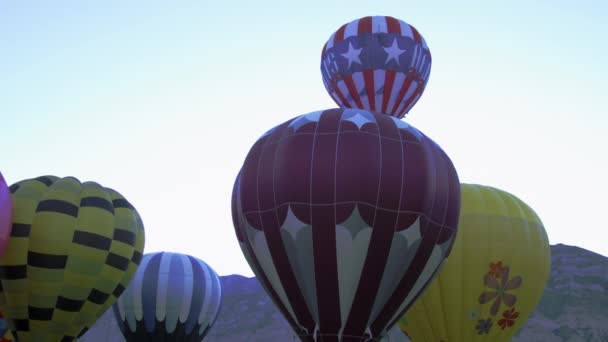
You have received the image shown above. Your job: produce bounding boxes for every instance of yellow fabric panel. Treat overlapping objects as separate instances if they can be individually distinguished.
[398,183,551,342]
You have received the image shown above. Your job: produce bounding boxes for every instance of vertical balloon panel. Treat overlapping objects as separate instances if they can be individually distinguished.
[232,108,460,341]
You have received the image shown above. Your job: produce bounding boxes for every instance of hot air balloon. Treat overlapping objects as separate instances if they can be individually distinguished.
[397,183,551,341]
[0,175,145,341]
[111,252,223,341]
[232,108,461,341]
[0,172,12,257]
[321,16,432,118]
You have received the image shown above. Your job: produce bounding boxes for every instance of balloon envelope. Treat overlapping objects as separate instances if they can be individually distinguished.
[0,176,145,341]
[112,252,223,341]
[398,183,551,341]
[321,16,432,118]
[232,108,460,341]
[0,172,12,257]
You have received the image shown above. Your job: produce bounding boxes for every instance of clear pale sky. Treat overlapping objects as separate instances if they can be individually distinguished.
[1,1,606,277]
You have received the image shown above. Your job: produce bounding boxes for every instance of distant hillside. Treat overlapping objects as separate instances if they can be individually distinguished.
[512,244,608,341]
[81,244,608,341]
[205,273,294,341]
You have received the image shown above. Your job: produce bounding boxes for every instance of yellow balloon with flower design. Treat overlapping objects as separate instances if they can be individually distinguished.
[396,183,550,341]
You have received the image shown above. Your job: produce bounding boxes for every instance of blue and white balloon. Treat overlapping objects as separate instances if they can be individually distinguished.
[112,252,223,341]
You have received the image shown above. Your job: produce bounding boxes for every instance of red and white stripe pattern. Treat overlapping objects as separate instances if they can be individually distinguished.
[321,16,432,118]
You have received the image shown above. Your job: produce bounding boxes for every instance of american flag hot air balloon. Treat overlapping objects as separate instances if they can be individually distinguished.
[321,16,432,118]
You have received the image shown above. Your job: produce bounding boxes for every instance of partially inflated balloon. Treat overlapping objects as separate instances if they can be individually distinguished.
[321,16,432,118]
[397,184,551,341]
[232,108,460,341]
[112,252,223,341]
[0,176,145,341]
[0,172,12,257]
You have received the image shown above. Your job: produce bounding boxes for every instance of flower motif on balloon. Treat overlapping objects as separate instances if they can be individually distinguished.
[488,261,507,279]
[479,265,522,316]
[476,318,493,335]
[498,307,520,329]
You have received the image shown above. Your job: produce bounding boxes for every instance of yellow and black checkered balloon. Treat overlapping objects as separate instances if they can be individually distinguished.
[0,176,145,342]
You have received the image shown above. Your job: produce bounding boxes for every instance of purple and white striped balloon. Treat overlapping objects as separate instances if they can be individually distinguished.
[232,108,460,341]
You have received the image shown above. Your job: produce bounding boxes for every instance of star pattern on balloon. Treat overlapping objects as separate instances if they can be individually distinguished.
[288,111,322,131]
[341,42,363,70]
[389,116,423,140]
[337,206,371,240]
[280,206,309,241]
[396,217,422,246]
[342,110,376,129]
[384,38,406,65]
